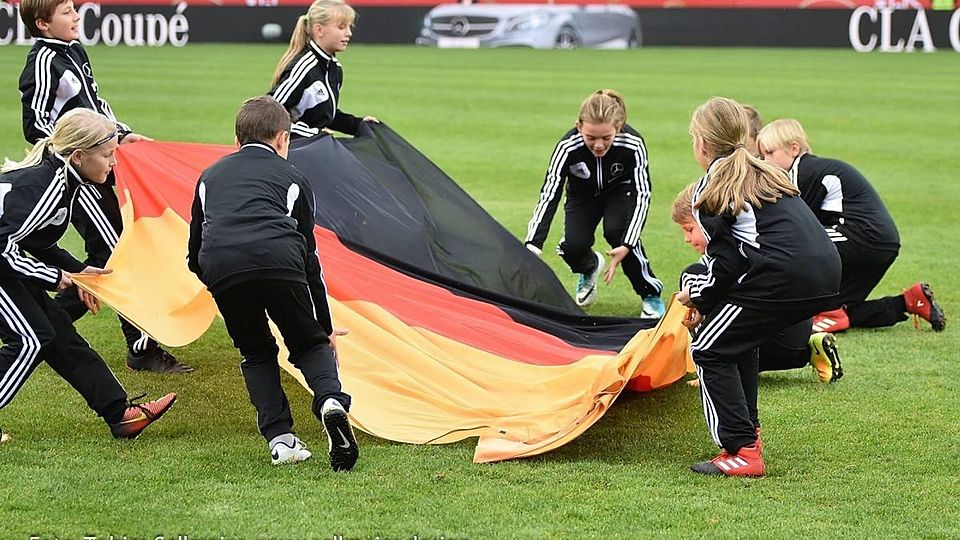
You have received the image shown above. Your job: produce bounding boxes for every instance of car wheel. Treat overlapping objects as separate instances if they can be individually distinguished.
[555,26,580,49]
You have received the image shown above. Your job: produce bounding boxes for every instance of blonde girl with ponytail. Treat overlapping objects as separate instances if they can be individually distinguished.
[678,97,841,478]
[269,0,378,139]
[0,108,177,442]
[524,89,664,317]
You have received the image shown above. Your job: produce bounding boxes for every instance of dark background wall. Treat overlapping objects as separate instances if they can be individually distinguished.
[1,3,958,48]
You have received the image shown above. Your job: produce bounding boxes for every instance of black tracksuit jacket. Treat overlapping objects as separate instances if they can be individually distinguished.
[187,143,333,334]
[789,153,900,252]
[0,154,88,290]
[268,40,361,139]
[19,38,128,144]
[687,160,841,313]
[525,124,652,250]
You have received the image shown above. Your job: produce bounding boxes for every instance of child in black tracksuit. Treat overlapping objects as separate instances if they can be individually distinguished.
[17,0,191,373]
[524,90,664,318]
[187,97,358,472]
[678,98,841,477]
[268,0,377,139]
[0,109,175,441]
[758,118,945,333]
[672,183,843,384]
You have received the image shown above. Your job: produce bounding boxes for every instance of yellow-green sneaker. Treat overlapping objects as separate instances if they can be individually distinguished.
[809,332,843,383]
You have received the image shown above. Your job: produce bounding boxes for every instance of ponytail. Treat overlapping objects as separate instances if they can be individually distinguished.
[271,15,311,87]
[270,0,357,87]
[696,147,798,215]
[2,138,52,173]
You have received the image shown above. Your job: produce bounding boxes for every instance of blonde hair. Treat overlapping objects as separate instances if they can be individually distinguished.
[689,97,798,215]
[2,109,117,173]
[757,118,812,156]
[671,182,697,225]
[271,0,357,86]
[577,89,626,130]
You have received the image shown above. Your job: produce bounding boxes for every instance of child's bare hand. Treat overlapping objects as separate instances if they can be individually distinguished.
[603,246,629,284]
[683,307,703,330]
[677,288,693,307]
[330,327,350,351]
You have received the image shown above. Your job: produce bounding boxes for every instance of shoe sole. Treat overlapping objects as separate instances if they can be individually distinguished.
[322,409,359,472]
[811,333,843,383]
[920,283,946,332]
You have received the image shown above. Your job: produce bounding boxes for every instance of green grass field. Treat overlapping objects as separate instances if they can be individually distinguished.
[0,45,958,538]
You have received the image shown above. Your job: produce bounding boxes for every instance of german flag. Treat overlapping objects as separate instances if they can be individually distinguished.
[75,125,692,463]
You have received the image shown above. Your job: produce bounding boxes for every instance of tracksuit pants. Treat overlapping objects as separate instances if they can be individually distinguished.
[0,279,127,424]
[214,279,351,442]
[758,318,813,372]
[558,186,662,298]
[55,181,156,355]
[833,241,907,328]
[692,301,821,454]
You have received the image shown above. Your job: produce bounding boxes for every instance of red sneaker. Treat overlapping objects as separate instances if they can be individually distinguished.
[812,308,850,333]
[691,443,765,477]
[109,393,177,439]
[903,282,946,332]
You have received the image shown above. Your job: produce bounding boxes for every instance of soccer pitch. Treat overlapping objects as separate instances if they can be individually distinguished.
[0,45,957,538]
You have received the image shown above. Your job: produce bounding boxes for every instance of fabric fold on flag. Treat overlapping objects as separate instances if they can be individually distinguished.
[74,126,692,462]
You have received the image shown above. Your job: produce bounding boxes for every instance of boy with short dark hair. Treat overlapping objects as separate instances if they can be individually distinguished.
[187,96,359,472]
[18,0,192,374]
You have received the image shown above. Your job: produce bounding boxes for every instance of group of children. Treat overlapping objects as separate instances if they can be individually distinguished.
[0,0,946,478]
[0,0,367,472]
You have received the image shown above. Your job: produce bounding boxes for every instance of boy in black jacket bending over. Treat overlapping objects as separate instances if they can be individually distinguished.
[187,96,358,472]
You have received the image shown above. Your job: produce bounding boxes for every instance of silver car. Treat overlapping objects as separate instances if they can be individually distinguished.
[416,3,642,49]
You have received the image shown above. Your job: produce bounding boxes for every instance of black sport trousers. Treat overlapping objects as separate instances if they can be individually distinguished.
[54,181,156,354]
[559,184,662,298]
[214,279,350,442]
[692,301,822,454]
[0,278,127,423]
[832,241,906,328]
[758,318,813,372]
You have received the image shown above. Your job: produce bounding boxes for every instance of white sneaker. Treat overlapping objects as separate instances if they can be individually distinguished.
[575,252,605,307]
[269,433,312,465]
[641,295,665,319]
[321,398,359,472]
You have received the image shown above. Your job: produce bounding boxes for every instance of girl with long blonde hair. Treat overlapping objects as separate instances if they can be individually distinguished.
[269,0,378,139]
[678,97,841,478]
[0,109,176,442]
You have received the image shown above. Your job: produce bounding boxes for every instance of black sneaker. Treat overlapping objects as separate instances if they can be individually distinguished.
[126,348,194,374]
[320,399,359,472]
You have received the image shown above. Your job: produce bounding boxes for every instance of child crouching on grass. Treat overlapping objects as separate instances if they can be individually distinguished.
[677,97,842,477]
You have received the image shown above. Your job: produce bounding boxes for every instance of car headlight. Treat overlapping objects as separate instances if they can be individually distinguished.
[506,12,553,33]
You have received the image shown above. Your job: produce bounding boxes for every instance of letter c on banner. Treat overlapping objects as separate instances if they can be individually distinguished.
[0,2,13,45]
[849,6,878,52]
[79,2,100,45]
